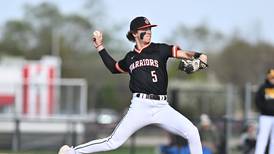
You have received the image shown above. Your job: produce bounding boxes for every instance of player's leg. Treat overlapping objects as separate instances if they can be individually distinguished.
[255,115,272,154]
[154,104,202,154]
[269,119,274,154]
[74,111,146,153]
[67,98,150,154]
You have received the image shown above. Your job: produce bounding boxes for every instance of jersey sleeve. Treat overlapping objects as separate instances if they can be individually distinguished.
[99,49,128,74]
[116,54,129,73]
[255,85,265,112]
[159,43,181,59]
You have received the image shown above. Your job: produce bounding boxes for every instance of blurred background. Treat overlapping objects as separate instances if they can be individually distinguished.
[0,0,274,154]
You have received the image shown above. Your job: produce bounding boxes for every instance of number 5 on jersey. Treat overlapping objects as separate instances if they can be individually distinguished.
[151,70,158,82]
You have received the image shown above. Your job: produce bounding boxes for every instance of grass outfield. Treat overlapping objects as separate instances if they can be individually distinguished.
[0,146,156,154]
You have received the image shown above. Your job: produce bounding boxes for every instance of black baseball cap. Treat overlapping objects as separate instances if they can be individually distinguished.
[129,16,157,32]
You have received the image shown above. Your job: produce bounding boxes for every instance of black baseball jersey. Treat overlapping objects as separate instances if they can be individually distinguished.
[255,80,274,116]
[118,42,180,95]
[99,42,180,95]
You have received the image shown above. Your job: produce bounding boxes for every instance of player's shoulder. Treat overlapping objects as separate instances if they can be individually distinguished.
[151,42,170,47]
[126,49,135,55]
[124,50,135,58]
[150,42,173,51]
[153,42,174,48]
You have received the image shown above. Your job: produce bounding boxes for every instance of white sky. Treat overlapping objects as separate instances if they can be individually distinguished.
[0,0,273,44]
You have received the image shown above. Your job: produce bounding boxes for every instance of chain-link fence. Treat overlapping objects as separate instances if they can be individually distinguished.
[0,79,88,151]
[0,80,262,154]
[161,81,260,154]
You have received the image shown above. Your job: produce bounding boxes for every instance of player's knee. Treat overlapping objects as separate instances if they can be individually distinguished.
[109,142,120,150]
[107,139,123,150]
[186,125,200,140]
[193,126,200,138]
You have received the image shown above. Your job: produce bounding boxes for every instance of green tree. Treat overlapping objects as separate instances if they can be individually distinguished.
[0,1,130,111]
[23,2,63,58]
[167,23,225,52]
[166,24,224,81]
[213,38,274,87]
[0,20,33,55]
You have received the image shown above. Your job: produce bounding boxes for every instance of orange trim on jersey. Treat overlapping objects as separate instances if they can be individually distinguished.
[115,63,126,73]
[172,46,178,57]
[134,42,151,53]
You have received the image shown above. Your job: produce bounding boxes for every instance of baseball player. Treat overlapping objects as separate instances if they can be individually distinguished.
[254,69,274,154]
[59,16,208,154]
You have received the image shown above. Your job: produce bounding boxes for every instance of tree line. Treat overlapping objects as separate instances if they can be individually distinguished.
[0,1,274,111]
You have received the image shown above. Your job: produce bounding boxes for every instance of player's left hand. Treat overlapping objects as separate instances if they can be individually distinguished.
[198,54,208,70]
[178,58,208,74]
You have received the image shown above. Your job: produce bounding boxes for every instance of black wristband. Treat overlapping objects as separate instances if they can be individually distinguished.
[194,52,202,59]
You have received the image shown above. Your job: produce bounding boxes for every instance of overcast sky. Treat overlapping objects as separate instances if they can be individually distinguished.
[0,0,273,44]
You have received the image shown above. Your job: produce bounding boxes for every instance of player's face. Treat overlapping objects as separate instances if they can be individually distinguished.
[269,78,274,85]
[137,28,152,44]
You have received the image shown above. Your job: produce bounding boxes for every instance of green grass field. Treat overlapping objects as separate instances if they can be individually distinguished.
[0,146,156,154]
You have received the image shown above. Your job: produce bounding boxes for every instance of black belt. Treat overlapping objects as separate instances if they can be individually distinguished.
[134,93,167,101]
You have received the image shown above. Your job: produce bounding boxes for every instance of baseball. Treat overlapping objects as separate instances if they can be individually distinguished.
[93,30,100,37]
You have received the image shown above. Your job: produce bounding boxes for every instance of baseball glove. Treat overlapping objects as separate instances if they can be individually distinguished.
[178,58,208,74]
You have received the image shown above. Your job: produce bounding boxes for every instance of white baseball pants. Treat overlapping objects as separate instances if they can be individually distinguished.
[72,96,202,154]
[255,115,274,154]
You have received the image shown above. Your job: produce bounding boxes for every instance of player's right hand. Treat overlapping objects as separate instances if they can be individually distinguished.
[92,30,103,50]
